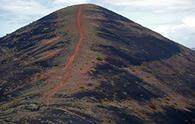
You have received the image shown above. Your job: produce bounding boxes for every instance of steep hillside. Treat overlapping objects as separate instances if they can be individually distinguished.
[0,4,195,124]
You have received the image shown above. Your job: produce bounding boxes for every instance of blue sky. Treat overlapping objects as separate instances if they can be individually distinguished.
[0,0,195,48]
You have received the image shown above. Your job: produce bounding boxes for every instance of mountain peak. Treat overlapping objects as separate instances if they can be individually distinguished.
[0,4,195,124]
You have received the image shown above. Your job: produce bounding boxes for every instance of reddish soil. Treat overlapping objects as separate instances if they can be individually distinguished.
[36,48,64,61]
[40,36,61,46]
[80,60,96,74]
[41,5,84,105]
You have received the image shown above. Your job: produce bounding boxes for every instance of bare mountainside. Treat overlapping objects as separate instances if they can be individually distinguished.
[0,4,195,124]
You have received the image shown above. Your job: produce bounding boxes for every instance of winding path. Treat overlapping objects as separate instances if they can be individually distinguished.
[42,5,84,105]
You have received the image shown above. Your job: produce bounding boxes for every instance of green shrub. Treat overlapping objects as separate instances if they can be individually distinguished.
[43,27,49,31]
[89,68,96,74]
[96,56,103,61]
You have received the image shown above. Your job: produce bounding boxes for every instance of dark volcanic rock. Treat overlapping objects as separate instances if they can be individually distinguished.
[0,4,195,124]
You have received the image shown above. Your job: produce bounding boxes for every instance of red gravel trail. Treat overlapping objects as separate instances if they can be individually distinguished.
[42,5,84,105]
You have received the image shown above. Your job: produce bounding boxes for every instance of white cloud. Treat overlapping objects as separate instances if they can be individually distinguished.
[0,0,194,48]
[0,0,50,16]
[96,0,194,14]
[0,0,52,36]
[183,17,195,28]
[94,0,195,48]
[53,0,88,6]
[154,16,195,47]
[103,0,192,8]
[106,0,178,5]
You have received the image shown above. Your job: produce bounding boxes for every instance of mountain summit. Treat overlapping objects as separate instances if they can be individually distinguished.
[0,4,195,124]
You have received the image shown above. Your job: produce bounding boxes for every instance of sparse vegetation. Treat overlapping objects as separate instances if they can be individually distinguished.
[87,83,93,86]
[25,103,40,111]
[89,68,96,74]
[0,98,20,111]
[80,86,84,89]
[43,27,49,31]
[0,4,194,124]
[96,56,103,61]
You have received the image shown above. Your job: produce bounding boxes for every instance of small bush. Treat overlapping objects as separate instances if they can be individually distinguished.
[80,86,84,89]
[25,103,40,111]
[43,27,49,32]
[89,68,96,74]
[87,83,93,86]
[96,56,103,61]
